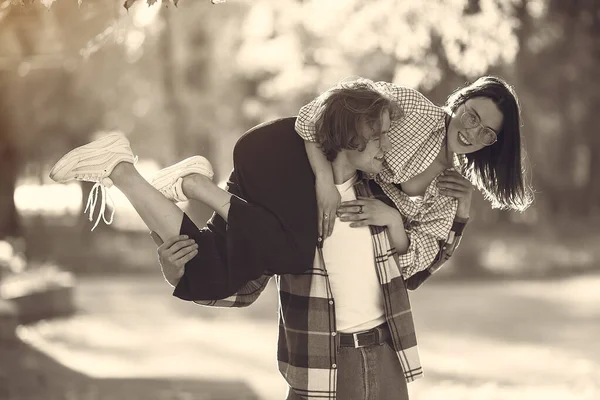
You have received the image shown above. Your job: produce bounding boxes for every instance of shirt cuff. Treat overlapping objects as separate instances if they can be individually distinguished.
[451,216,469,236]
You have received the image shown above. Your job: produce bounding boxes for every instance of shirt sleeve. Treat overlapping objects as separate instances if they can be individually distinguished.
[371,81,428,116]
[376,180,460,280]
[404,217,468,290]
[294,96,321,142]
[193,274,273,308]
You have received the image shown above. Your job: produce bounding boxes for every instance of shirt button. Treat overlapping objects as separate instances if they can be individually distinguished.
[331,332,336,337]
[328,300,334,305]
[332,364,337,369]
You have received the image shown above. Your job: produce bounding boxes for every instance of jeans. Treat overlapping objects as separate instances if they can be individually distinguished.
[286,338,409,400]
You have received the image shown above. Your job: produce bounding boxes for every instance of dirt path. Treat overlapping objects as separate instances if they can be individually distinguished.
[3,273,599,400]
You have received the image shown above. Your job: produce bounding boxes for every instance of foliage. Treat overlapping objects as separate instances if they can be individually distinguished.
[234,0,522,113]
[0,0,599,275]
[232,0,600,221]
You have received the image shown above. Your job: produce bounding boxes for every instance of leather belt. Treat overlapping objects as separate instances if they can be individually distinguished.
[338,323,390,348]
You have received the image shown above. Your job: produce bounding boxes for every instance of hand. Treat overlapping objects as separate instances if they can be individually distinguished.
[337,197,403,228]
[437,169,473,219]
[316,178,341,238]
[157,235,198,286]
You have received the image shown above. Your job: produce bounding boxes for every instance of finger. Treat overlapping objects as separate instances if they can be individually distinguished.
[338,203,364,212]
[441,170,469,182]
[340,199,365,207]
[437,182,470,191]
[158,235,188,251]
[438,178,472,191]
[339,213,367,221]
[349,220,370,228]
[438,173,469,183]
[169,239,196,253]
[439,188,466,198]
[178,248,199,265]
[317,210,324,237]
[442,168,461,175]
[338,205,366,215]
[172,243,199,260]
[326,210,336,237]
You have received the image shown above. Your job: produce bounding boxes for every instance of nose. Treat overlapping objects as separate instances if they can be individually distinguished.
[381,133,392,152]
[465,124,482,140]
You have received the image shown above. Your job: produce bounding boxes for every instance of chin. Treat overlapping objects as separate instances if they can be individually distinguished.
[447,140,461,154]
[371,160,384,174]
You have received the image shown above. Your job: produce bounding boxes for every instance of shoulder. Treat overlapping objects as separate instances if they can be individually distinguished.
[234,117,299,159]
[374,82,444,118]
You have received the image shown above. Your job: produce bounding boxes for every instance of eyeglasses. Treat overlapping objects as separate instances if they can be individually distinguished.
[460,106,498,146]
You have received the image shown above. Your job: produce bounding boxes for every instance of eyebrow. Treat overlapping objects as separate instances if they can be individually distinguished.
[466,103,498,134]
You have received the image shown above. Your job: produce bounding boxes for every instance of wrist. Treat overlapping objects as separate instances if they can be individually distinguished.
[456,203,470,219]
[456,210,470,219]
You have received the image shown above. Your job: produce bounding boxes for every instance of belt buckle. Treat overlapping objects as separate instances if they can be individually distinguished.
[352,332,361,348]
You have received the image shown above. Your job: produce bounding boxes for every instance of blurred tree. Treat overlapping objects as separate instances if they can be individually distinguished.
[0,76,21,239]
[0,0,116,241]
[511,0,600,219]
[233,0,521,114]
[232,0,600,224]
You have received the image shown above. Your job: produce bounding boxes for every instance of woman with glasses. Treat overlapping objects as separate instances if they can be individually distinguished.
[296,76,533,282]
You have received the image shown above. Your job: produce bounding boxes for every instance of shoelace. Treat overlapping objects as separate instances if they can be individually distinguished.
[78,155,137,231]
[84,180,115,231]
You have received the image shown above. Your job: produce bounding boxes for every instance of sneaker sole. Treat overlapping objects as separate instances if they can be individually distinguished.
[49,133,130,182]
[151,156,214,190]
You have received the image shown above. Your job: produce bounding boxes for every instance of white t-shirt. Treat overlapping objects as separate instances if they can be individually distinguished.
[322,174,386,333]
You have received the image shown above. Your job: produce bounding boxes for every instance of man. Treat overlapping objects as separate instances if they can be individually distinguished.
[156,82,468,399]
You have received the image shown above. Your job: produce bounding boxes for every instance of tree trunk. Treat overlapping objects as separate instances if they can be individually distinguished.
[160,5,188,157]
[0,77,22,241]
[0,142,21,240]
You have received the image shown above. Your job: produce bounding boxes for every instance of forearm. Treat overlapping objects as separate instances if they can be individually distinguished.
[304,141,334,183]
[387,219,410,255]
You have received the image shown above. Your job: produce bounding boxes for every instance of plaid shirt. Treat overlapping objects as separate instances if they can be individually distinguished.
[295,79,467,280]
[196,179,422,399]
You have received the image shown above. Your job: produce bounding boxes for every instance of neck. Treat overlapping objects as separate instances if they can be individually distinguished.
[440,115,455,168]
[436,138,454,168]
[331,154,358,185]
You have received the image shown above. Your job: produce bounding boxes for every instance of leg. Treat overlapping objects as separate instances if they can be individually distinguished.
[336,342,408,400]
[48,131,192,241]
[109,162,184,241]
[180,173,233,222]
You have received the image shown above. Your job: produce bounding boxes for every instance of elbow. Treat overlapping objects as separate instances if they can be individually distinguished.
[396,245,410,255]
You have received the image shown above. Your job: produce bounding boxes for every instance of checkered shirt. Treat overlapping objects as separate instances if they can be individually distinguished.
[295,79,467,279]
[195,179,422,399]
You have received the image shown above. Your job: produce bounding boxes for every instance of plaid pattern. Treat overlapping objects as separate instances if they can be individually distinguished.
[195,180,422,399]
[295,79,467,279]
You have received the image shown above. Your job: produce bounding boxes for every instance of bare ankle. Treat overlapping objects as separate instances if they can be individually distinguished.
[181,173,211,200]
[110,162,136,185]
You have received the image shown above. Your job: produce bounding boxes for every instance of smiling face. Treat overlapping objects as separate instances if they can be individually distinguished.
[447,96,504,155]
[346,108,392,175]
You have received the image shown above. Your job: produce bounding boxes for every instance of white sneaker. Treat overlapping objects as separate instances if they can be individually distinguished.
[49,131,136,231]
[151,156,214,203]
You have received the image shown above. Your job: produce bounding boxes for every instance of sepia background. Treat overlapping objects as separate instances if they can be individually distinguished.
[0,0,599,399]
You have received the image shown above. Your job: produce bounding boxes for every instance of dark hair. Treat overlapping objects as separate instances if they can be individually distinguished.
[315,79,401,162]
[445,76,533,212]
